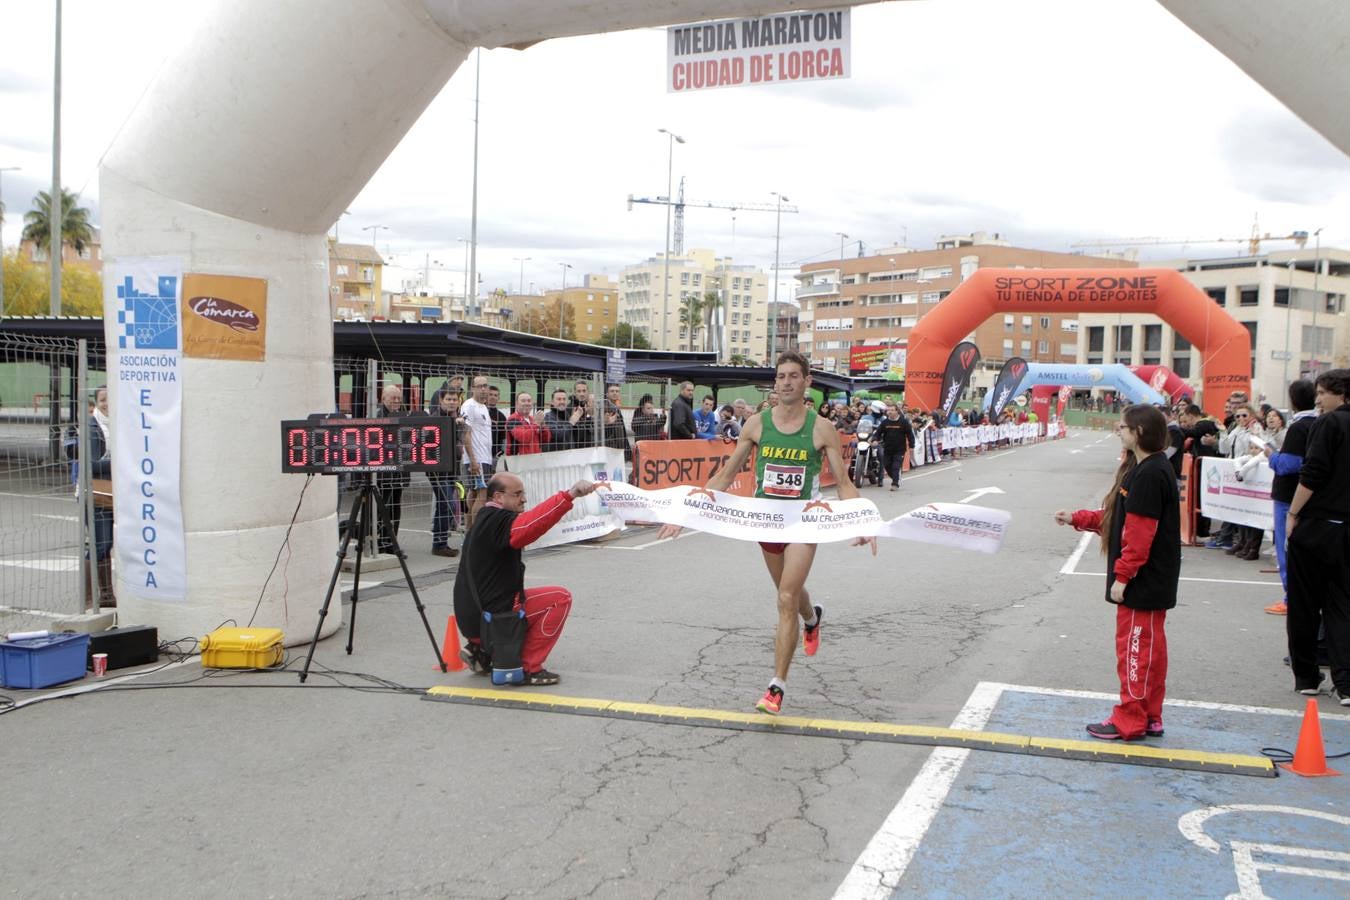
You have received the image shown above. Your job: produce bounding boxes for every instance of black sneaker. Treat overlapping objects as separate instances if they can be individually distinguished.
[524,669,560,686]
[1296,676,1326,696]
[1086,721,1144,741]
[459,644,491,675]
[1336,688,1350,708]
[1145,719,1164,738]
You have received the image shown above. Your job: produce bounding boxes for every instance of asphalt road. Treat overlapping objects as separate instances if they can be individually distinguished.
[2,429,1344,899]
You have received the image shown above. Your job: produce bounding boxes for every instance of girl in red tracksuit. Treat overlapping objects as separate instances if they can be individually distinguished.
[1055,404,1181,741]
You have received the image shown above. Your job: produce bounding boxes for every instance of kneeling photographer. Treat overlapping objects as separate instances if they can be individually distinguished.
[453,473,596,685]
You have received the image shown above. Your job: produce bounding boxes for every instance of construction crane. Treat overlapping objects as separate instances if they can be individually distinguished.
[1072,221,1309,257]
[628,177,799,254]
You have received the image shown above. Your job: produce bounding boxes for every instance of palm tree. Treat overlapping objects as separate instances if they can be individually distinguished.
[701,290,722,355]
[679,295,703,351]
[22,188,95,257]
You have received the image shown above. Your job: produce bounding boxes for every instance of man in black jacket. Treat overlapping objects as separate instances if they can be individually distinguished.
[1180,403,1222,541]
[453,473,597,685]
[876,402,915,491]
[1285,369,1350,703]
[543,389,582,450]
[669,381,697,439]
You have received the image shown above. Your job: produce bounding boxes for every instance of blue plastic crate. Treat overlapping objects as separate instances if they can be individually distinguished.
[0,633,91,689]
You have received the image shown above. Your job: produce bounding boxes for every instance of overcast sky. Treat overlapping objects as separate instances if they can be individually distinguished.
[3,0,1349,301]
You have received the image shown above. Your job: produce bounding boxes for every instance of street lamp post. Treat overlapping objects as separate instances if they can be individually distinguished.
[360,224,389,317]
[50,0,63,316]
[457,237,471,316]
[658,128,685,351]
[512,256,531,295]
[1310,228,1324,378]
[1283,259,1296,386]
[559,262,573,339]
[770,192,789,363]
[0,165,20,317]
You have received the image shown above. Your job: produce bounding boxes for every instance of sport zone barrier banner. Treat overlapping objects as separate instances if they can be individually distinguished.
[1198,457,1274,532]
[594,483,1011,554]
[632,436,850,495]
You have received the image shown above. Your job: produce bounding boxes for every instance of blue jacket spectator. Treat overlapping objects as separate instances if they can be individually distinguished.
[694,395,718,439]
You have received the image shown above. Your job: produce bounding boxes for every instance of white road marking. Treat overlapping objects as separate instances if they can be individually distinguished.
[833,680,1350,898]
[987,450,1016,459]
[1068,571,1280,587]
[992,682,1350,722]
[901,462,963,481]
[0,558,81,572]
[5,658,198,710]
[1059,531,1093,574]
[832,681,1003,900]
[956,486,1004,504]
[568,530,698,551]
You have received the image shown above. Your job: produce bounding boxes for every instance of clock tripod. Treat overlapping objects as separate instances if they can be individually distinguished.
[299,472,446,682]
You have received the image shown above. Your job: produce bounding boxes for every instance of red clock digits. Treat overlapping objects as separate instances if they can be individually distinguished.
[340,427,362,466]
[312,428,333,467]
[396,426,418,466]
[364,426,385,466]
[286,428,308,467]
[419,425,441,466]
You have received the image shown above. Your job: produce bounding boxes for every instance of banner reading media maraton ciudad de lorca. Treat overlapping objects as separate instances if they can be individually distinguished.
[595,483,1010,554]
[667,8,850,93]
[107,257,187,600]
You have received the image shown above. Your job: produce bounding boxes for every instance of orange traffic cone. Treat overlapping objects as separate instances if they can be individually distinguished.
[1280,698,1341,777]
[440,615,465,672]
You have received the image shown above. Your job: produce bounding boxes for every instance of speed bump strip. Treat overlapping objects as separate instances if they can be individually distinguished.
[424,686,1276,778]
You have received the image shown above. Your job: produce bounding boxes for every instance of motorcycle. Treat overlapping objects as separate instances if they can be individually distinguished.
[852,418,883,488]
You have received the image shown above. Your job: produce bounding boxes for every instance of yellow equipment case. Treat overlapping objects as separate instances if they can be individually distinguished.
[200,626,285,669]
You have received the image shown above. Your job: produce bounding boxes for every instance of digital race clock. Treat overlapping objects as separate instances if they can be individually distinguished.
[280,414,455,474]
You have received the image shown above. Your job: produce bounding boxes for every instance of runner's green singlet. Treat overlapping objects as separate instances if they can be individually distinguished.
[754,408,822,500]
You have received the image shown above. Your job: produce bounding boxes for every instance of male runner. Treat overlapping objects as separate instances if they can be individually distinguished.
[659,351,875,714]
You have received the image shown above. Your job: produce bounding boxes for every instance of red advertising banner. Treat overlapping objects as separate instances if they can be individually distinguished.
[633,437,852,495]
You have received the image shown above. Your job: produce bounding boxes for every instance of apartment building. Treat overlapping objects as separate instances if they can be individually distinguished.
[544,275,619,341]
[20,226,103,276]
[328,240,385,320]
[620,248,768,357]
[1076,247,1350,403]
[797,232,1129,379]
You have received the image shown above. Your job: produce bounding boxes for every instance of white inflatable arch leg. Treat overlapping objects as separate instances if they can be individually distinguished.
[99,0,837,640]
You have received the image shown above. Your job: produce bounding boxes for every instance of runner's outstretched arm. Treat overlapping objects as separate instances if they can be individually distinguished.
[657,418,759,540]
[818,418,877,555]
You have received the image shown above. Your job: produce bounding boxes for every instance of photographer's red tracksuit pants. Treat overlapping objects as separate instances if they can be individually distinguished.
[516,586,571,672]
[1110,605,1168,738]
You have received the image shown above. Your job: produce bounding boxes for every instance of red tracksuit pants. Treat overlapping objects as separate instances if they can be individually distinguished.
[518,586,572,672]
[470,586,572,672]
[1109,605,1168,738]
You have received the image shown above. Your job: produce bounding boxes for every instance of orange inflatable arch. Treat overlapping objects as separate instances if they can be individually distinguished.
[905,269,1251,419]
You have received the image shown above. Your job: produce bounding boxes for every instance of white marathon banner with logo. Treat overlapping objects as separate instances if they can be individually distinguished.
[667,8,850,93]
[595,483,1010,554]
[503,446,627,549]
[107,257,187,600]
[1199,457,1275,532]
